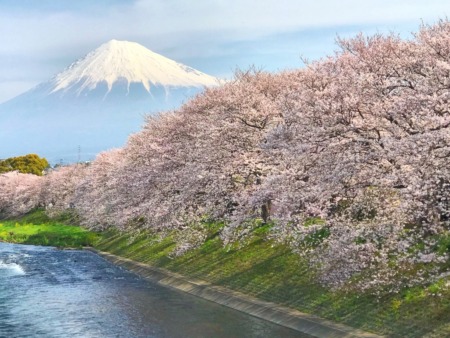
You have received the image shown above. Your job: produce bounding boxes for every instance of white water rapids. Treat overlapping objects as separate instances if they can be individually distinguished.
[0,260,26,276]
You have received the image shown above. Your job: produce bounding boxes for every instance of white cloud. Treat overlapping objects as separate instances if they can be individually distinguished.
[0,0,449,102]
[2,0,448,55]
[131,0,450,34]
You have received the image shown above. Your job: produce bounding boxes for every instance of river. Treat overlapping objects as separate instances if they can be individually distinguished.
[0,243,309,337]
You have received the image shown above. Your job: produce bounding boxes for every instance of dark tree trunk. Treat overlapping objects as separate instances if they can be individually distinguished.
[261,199,272,223]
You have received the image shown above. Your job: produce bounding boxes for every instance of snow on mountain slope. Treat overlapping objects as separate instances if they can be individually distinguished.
[0,40,221,163]
[49,39,219,96]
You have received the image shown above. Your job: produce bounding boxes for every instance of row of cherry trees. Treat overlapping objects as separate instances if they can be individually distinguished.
[1,21,449,294]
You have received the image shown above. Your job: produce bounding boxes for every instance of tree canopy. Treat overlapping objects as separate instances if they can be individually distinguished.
[1,21,450,295]
[0,154,49,176]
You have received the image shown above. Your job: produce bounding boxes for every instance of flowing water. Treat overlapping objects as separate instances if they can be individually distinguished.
[0,243,309,338]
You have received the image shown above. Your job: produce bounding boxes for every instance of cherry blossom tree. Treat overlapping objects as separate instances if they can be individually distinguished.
[261,22,450,291]
[2,21,449,294]
[73,148,130,230]
[41,164,87,218]
[0,171,42,218]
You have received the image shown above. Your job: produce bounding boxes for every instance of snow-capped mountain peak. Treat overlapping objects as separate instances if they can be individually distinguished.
[0,39,221,163]
[49,39,219,96]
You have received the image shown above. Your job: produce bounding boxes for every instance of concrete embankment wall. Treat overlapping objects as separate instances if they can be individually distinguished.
[86,248,382,338]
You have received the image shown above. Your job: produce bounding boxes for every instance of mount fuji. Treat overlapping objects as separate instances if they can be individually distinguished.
[0,40,220,163]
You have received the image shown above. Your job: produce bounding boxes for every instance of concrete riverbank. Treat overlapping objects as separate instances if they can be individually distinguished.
[86,248,382,338]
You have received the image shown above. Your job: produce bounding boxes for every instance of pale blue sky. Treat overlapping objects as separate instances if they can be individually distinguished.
[1,0,449,103]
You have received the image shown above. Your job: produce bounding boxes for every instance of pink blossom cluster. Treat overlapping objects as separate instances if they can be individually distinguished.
[0,171,42,218]
[1,21,450,293]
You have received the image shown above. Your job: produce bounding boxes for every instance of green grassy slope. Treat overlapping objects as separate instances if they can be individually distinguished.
[2,210,448,337]
[0,210,99,248]
[96,227,449,338]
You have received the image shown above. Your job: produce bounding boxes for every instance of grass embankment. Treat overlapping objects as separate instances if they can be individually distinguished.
[96,226,450,338]
[0,210,99,248]
[2,210,449,337]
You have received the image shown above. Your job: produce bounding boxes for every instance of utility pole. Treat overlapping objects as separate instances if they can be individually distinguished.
[77,145,81,163]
